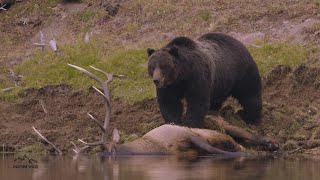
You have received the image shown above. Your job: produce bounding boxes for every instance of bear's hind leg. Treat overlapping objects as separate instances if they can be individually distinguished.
[237,94,262,124]
[210,97,227,111]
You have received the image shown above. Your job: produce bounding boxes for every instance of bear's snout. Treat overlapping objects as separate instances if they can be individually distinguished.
[153,79,160,86]
[152,66,164,88]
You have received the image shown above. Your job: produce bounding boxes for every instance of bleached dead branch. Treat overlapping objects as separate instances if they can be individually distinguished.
[32,126,62,155]
[49,38,58,52]
[84,32,90,43]
[0,4,7,11]
[33,31,47,51]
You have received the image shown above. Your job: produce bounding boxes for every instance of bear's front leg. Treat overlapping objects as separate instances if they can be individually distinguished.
[157,88,183,124]
[185,94,210,128]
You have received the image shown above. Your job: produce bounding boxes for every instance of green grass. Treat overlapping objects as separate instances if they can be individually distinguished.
[77,9,97,22]
[0,64,9,88]
[96,49,155,103]
[14,40,155,103]
[304,22,320,34]
[0,62,20,101]
[15,144,47,155]
[16,41,102,89]
[68,8,105,33]
[249,43,310,75]
[0,0,60,22]
[198,10,211,21]
[7,40,316,103]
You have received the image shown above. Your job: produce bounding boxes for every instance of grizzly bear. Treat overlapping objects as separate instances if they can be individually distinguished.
[147,33,262,128]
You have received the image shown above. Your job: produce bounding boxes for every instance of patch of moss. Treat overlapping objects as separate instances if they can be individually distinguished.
[271,111,285,122]
[0,63,22,101]
[77,9,97,22]
[122,133,139,143]
[90,146,102,154]
[292,131,310,141]
[311,127,320,139]
[304,22,320,34]
[15,144,47,155]
[140,120,160,135]
[282,140,298,150]
[0,64,10,89]
[249,43,310,75]
[1,0,59,22]
[198,9,211,21]
[0,87,23,102]
[287,121,302,135]
[126,22,139,31]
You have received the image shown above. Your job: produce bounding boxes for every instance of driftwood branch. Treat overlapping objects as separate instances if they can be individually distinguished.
[32,126,62,155]
[33,32,59,53]
[71,141,89,155]
[87,113,105,132]
[33,31,47,51]
[78,139,104,146]
[2,87,15,92]
[0,4,7,11]
[21,18,28,25]
[33,43,47,47]
[40,31,44,44]
[67,64,125,154]
[49,38,57,51]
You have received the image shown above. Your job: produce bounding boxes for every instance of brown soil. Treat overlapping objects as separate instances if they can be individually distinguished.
[0,84,163,153]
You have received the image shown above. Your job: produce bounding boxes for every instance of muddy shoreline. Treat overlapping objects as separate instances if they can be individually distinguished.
[1,64,320,155]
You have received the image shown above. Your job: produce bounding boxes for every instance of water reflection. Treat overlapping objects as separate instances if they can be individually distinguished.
[1,154,320,180]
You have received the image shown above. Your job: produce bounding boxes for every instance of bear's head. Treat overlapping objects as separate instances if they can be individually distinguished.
[147,47,179,88]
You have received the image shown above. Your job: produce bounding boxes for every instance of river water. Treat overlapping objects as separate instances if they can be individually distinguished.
[1,154,320,180]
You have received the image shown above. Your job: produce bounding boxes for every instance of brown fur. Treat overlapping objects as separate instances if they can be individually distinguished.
[103,116,278,156]
[110,124,244,156]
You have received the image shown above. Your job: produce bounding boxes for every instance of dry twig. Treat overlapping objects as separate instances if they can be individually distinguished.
[39,100,48,114]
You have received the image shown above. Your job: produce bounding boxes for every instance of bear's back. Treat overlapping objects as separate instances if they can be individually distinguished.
[197,33,259,100]
[166,36,198,49]
[198,33,245,49]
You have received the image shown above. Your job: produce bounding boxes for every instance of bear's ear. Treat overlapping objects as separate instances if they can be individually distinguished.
[147,48,155,57]
[168,46,179,57]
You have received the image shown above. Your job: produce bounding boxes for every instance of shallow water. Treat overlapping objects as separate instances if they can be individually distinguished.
[1,154,320,180]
